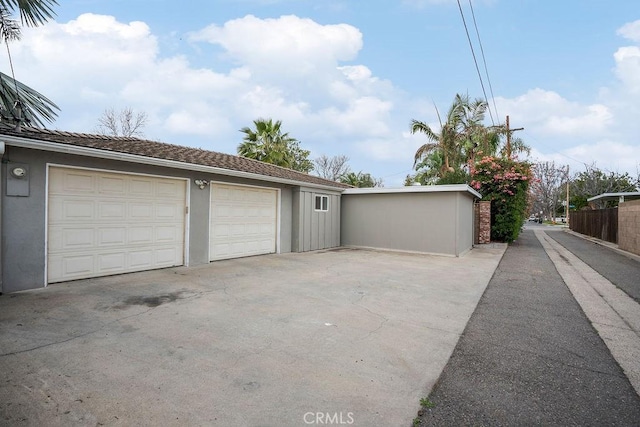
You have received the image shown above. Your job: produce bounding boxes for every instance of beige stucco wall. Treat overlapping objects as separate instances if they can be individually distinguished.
[618,199,640,256]
[341,189,477,257]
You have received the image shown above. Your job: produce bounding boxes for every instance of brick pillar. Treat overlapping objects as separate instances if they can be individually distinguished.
[477,200,491,244]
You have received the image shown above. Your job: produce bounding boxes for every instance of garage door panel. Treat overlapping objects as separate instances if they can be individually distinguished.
[130,203,153,219]
[99,228,127,246]
[60,254,95,277]
[98,252,127,272]
[156,225,181,243]
[58,171,95,194]
[156,181,182,197]
[48,167,186,283]
[130,178,154,197]
[156,203,182,219]
[128,249,154,268]
[210,183,277,261]
[155,247,181,265]
[127,226,153,244]
[63,227,96,249]
[98,201,127,219]
[60,199,95,221]
[99,176,126,194]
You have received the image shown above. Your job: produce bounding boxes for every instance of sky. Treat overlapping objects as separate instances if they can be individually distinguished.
[3,0,640,186]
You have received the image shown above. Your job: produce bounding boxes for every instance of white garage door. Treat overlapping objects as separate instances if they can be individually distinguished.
[210,183,277,261]
[47,167,187,283]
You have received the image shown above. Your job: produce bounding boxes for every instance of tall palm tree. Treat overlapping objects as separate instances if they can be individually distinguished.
[238,118,313,173]
[411,95,465,176]
[456,94,496,168]
[0,0,59,127]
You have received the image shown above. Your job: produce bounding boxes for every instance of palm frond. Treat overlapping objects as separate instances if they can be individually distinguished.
[0,71,58,126]
[0,6,20,42]
[0,0,57,27]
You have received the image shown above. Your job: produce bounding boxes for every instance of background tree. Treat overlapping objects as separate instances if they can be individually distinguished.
[96,107,148,137]
[339,171,383,188]
[0,0,59,127]
[238,118,313,173]
[570,163,638,209]
[314,155,350,181]
[531,161,569,221]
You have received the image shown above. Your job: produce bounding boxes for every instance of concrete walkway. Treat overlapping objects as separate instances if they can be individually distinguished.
[418,229,640,426]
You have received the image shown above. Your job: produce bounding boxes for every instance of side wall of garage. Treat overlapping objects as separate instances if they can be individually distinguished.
[1,146,294,293]
[291,187,341,252]
[340,188,477,257]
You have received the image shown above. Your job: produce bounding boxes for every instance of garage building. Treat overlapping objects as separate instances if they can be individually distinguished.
[0,127,346,293]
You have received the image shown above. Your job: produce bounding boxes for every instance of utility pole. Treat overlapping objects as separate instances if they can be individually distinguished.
[505,115,524,158]
[566,165,570,226]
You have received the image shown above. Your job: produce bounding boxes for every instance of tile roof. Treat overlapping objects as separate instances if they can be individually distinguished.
[0,126,351,189]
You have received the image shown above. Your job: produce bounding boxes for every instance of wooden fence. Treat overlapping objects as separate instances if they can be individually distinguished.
[569,208,618,243]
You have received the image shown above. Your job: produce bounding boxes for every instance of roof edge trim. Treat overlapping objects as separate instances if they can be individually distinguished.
[342,184,482,198]
[1,135,345,192]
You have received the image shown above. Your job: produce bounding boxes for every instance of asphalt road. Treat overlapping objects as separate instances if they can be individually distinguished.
[417,229,640,426]
[547,230,640,303]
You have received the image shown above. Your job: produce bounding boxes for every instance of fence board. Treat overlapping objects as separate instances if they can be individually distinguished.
[569,208,618,243]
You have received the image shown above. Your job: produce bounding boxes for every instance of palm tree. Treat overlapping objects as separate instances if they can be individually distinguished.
[238,118,313,173]
[411,95,466,177]
[456,94,496,168]
[339,171,381,188]
[0,0,59,127]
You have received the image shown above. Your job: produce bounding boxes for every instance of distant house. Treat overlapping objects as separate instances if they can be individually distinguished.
[1,126,479,293]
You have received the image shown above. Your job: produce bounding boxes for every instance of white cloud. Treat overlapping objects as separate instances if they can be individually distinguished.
[617,20,640,42]
[495,89,612,137]
[189,15,362,80]
[613,46,640,93]
[529,141,640,177]
[0,12,402,166]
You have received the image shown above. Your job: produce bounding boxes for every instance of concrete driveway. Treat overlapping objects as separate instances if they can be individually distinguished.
[0,246,505,427]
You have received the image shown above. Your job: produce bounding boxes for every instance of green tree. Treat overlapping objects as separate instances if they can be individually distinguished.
[238,118,313,173]
[411,96,464,177]
[339,171,383,188]
[411,94,499,185]
[570,164,637,209]
[0,0,59,127]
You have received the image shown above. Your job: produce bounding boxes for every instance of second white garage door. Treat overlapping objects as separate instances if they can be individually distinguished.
[210,183,277,261]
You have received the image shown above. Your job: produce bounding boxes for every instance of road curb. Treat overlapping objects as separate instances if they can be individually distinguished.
[562,229,640,263]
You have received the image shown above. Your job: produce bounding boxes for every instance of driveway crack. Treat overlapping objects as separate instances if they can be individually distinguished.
[0,308,154,358]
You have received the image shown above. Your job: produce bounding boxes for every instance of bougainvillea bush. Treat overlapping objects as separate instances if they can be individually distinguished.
[471,156,533,243]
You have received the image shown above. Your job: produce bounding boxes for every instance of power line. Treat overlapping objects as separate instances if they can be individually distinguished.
[521,131,637,180]
[467,0,500,122]
[456,0,495,126]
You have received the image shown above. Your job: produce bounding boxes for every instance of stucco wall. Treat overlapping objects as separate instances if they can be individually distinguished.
[292,187,341,252]
[456,193,475,255]
[618,199,640,256]
[1,146,294,292]
[341,190,476,256]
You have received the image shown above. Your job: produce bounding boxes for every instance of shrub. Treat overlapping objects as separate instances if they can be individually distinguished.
[471,156,532,243]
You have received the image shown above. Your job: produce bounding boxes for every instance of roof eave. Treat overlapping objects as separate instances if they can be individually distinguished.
[587,192,640,202]
[1,134,346,192]
[342,184,482,198]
